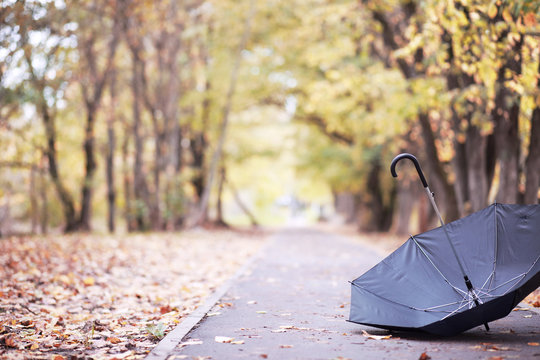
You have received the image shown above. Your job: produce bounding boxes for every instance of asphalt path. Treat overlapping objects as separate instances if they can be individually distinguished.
[151,228,540,360]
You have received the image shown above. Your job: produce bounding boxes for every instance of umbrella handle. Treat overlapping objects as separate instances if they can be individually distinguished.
[390,153,428,188]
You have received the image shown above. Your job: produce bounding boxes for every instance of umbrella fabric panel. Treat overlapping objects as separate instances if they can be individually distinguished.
[351,238,465,327]
[414,204,496,296]
[350,281,443,329]
[491,204,540,297]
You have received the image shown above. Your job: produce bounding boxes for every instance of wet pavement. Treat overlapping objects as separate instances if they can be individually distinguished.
[155,228,540,360]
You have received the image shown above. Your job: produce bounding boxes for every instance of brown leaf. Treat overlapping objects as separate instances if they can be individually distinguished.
[52,356,65,360]
[523,12,537,27]
[4,335,18,348]
[418,352,431,360]
[159,305,173,314]
[528,342,540,346]
[280,344,294,348]
[107,337,122,344]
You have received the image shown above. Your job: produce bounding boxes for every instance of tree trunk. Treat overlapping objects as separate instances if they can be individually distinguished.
[78,108,97,231]
[121,118,136,232]
[187,0,256,228]
[77,2,121,232]
[131,55,151,230]
[43,102,78,231]
[524,62,540,204]
[215,166,228,227]
[418,113,460,221]
[493,35,522,204]
[106,70,117,233]
[30,164,38,234]
[39,161,48,235]
[228,176,259,227]
[359,156,395,232]
[465,125,489,211]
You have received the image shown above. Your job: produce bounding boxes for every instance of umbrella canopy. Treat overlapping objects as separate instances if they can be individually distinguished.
[349,203,540,336]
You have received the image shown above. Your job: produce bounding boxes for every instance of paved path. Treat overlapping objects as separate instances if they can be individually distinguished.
[160,228,540,359]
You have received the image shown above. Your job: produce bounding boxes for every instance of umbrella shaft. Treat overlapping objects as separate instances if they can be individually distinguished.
[424,187,468,279]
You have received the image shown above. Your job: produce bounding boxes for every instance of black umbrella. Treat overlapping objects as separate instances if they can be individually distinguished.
[349,153,540,336]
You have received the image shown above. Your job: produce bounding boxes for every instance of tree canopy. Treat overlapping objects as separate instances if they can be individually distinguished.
[0,0,539,234]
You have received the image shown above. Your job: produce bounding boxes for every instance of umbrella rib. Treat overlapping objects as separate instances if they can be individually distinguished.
[489,254,540,296]
[351,281,461,314]
[486,203,499,292]
[411,236,467,297]
[350,281,426,312]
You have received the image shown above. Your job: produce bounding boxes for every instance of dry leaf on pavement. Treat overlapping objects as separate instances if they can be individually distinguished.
[361,330,392,340]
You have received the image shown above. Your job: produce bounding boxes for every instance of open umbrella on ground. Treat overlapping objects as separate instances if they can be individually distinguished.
[349,153,540,336]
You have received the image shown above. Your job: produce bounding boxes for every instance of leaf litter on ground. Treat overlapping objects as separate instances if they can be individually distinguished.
[0,229,265,359]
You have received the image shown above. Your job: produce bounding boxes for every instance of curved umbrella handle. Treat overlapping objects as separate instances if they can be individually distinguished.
[390,153,428,188]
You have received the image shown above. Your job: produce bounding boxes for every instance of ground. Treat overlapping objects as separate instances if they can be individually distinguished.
[0,226,538,359]
[0,229,265,359]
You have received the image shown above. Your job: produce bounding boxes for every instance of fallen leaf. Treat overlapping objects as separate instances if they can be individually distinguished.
[418,352,431,360]
[523,315,532,318]
[52,356,65,360]
[4,335,18,348]
[178,339,203,348]
[107,337,122,344]
[231,340,245,345]
[215,336,234,343]
[207,312,221,317]
[256,311,267,314]
[528,342,539,346]
[30,343,39,350]
[280,344,294,348]
[83,277,95,286]
[260,355,268,359]
[159,305,173,314]
[361,330,392,340]
[110,350,133,359]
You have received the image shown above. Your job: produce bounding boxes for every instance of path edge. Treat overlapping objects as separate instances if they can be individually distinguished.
[144,233,275,360]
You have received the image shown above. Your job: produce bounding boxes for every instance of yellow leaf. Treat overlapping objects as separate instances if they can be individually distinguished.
[83,277,95,286]
[361,330,392,340]
[488,4,498,18]
[502,9,513,22]
[30,343,39,350]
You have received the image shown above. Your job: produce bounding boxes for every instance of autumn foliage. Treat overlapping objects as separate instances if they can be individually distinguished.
[0,231,262,359]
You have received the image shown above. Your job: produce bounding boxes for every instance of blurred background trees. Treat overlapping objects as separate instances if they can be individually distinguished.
[0,0,539,235]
